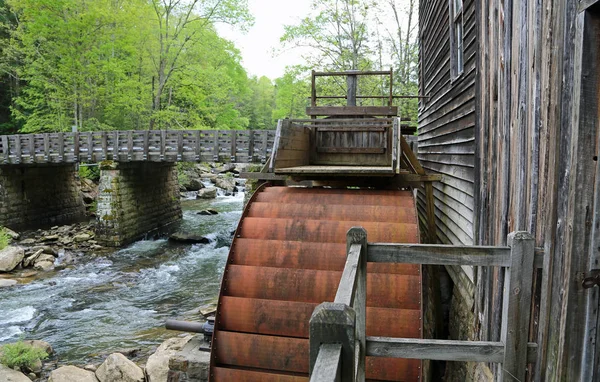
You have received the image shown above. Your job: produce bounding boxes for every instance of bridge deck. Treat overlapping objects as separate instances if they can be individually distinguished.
[275,165,395,177]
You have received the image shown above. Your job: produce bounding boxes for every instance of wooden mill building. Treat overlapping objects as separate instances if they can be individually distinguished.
[418,0,599,380]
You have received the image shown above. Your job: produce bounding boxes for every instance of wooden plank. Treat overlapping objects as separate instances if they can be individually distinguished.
[310,344,342,382]
[309,303,356,381]
[306,106,398,117]
[160,130,166,161]
[143,131,149,160]
[28,135,34,162]
[501,232,535,382]
[176,131,183,161]
[194,130,201,161]
[368,243,511,266]
[314,126,388,132]
[316,147,386,154]
[213,130,220,161]
[275,165,394,176]
[365,337,538,364]
[335,243,361,306]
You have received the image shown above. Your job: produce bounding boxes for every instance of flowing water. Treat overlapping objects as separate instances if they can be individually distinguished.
[0,190,244,364]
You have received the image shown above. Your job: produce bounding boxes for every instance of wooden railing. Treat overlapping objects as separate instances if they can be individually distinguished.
[0,129,276,165]
[309,228,538,382]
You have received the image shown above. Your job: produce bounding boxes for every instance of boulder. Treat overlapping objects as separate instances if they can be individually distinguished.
[31,246,58,257]
[169,232,210,244]
[73,233,92,242]
[41,235,59,242]
[33,254,56,271]
[0,246,25,272]
[3,227,20,240]
[82,193,96,204]
[0,364,31,382]
[182,179,204,192]
[22,340,53,355]
[200,173,217,182]
[215,177,236,192]
[166,335,210,382]
[95,353,144,382]
[19,238,36,245]
[146,335,193,382]
[196,188,217,199]
[197,209,218,216]
[49,365,98,382]
[0,279,18,288]
[215,163,237,174]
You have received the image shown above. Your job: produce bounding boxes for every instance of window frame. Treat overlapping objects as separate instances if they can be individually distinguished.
[449,0,465,80]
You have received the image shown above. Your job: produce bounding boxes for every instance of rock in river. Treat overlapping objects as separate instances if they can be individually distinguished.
[96,353,144,382]
[0,246,24,272]
[196,188,217,199]
[0,364,31,382]
[169,232,210,244]
[146,335,193,382]
[48,366,98,382]
[0,279,18,288]
[197,209,218,216]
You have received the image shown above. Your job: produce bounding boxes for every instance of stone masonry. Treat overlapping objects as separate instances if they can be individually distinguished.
[0,164,86,229]
[96,161,182,246]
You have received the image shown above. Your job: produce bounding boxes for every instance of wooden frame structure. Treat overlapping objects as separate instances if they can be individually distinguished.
[310,228,537,382]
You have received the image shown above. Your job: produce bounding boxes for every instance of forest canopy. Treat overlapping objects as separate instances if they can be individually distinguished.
[0,0,418,134]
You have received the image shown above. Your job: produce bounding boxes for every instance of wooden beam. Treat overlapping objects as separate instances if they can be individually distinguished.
[365,337,538,364]
[425,182,436,243]
[367,243,546,269]
[346,227,367,382]
[307,106,398,117]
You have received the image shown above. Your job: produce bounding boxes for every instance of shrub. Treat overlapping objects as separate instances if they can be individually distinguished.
[0,341,48,370]
[78,165,100,181]
[0,227,10,250]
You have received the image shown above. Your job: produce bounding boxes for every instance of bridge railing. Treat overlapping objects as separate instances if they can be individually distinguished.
[309,228,539,382]
[0,130,275,165]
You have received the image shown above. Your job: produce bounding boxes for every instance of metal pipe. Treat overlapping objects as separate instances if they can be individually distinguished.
[165,319,205,333]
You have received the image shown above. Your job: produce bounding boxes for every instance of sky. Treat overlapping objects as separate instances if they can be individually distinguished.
[215,0,313,80]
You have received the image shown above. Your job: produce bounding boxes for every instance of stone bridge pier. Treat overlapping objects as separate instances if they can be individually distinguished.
[95,161,182,246]
[0,164,86,229]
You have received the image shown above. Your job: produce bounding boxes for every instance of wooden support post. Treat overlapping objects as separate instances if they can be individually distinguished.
[160,130,166,161]
[176,131,183,161]
[28,135,34,163]
[311,344,343,382]
[86,133,93,162]
[113,131,119,161]
[425,182,436,243]
[100,132,107,161]
[143,131,149,161]
[347,73,358,107]
[127,131,133,161]
[195,130,201,161]
[231,130,237,162]
[213,130,220,162]
[501,232,535,382]
[262,131,269,164]
[1,135,9,164]
[73,132,80,162]
[58,132,64,162]
[13,135,21,164]
[310,302,356,382]
[346,227,367,382]
[248,130,255,162]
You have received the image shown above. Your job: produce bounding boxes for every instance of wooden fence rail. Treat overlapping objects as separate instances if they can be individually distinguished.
[309,229,536,382]
[0,130,276,165]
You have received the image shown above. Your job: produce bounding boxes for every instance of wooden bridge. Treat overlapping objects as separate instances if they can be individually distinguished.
[0,129,276,165]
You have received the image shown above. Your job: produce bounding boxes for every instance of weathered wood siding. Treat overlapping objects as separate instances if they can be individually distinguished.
[476,1,600,380]
[418,0,477,251]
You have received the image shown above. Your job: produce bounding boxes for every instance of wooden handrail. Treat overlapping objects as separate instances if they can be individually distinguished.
[309,230,536,382]
[0,129,276,165]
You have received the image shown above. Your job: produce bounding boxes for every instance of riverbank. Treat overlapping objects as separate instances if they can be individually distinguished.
[0,163,253,381]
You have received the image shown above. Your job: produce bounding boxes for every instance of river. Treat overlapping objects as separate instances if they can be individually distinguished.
[0,189,244,364]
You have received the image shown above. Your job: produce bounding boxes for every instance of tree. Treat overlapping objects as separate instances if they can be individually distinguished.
[280,0,375,71]
[148,0,253,129]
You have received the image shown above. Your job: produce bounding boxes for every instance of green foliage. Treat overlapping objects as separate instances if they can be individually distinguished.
[78,165,100,181]
[0,341,48,370]
[0,226,10,250]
